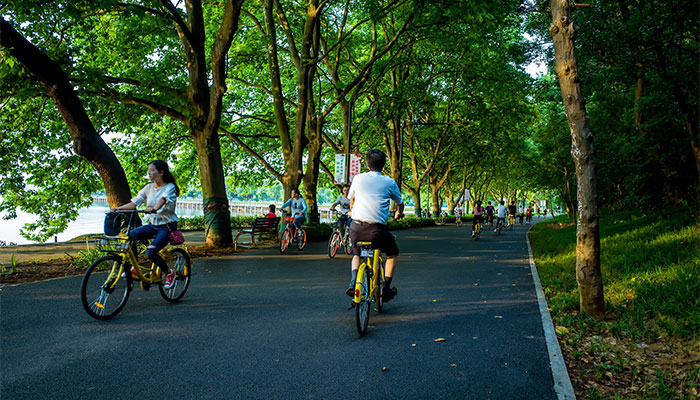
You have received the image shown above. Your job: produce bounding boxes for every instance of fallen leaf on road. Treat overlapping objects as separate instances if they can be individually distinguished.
[381,367,387,372]
[434,338,446,342]
[432,299,438,302]
[473,283,479,286]
[412,344,416,347]
[494,316,503,319]
[450,364,457,367]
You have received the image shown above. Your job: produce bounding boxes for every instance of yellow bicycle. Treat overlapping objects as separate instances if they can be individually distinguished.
[352,241,386,336]
[507,214,515,231]
[80,210,192,320]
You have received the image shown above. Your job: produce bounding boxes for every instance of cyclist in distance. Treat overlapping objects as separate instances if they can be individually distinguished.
[280,188,307,233]
[485,201,495,226]
[508,201,517,225]
[471,200,484,238]
[494,200,507,232]
[114,160,180,289]
[330,184,352,229]
[346,149,404,302]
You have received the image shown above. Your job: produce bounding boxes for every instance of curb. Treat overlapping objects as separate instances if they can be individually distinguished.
[526,225,577,400]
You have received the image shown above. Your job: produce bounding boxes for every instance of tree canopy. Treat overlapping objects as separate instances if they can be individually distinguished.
[1,0,697,242]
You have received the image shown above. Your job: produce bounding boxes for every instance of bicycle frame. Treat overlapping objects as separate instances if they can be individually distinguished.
[101,210,185,286]
[353,244,382,304]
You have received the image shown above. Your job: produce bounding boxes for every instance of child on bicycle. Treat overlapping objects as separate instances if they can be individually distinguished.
[114,160,180,289]
[330,184,351,229]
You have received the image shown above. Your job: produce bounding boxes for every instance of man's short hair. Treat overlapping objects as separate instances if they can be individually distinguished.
[366,149,387,172]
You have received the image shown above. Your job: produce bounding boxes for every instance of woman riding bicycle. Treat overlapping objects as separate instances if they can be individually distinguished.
[330,184,352,230]
[280,188,307,233]
[471,200,484,238]
[114,160,180,289]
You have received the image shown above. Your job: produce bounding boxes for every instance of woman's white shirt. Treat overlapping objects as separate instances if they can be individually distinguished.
[131,182,179,225]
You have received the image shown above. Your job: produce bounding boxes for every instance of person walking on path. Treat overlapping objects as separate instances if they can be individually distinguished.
[114,160,180,289]
[345,149,404,302]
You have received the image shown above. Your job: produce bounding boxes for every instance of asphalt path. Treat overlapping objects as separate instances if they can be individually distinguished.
[1,223,559,400]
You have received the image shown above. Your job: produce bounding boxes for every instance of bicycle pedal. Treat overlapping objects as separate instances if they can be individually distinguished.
[348,302,356,310]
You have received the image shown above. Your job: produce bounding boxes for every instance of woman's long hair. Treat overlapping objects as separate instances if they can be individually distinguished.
[150,160,180,196]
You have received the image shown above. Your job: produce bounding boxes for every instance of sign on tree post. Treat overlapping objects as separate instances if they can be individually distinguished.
[335,154,362,184]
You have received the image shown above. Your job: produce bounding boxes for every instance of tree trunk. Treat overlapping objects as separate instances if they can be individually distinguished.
[0,18,132,208]
[550,0,604,318]
[192,129,233,247]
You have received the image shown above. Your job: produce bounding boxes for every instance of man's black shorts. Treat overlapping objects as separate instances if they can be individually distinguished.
[349,221,399,257]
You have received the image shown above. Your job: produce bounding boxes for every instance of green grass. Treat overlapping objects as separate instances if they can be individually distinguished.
[530,207,699,399]
[529,207,699,339]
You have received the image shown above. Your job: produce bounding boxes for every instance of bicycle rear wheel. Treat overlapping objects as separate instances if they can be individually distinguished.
[374,256,385,313]
[328,231,340,258]
[280,229,290,253]
[296,229,307,250]
[159,248,192,302]
[355,268,370,336]
[81,255,132,320]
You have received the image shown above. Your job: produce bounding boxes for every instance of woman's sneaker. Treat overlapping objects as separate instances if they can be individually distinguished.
[163,269,177,289]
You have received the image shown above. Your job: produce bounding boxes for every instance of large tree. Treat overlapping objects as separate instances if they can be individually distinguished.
[549,0,604,318]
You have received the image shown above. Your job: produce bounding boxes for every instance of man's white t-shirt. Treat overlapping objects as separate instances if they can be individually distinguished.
[348,171,402,225]
[496,204,507,218]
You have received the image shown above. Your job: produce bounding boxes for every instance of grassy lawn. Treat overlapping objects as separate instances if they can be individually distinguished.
[529,207,699,399]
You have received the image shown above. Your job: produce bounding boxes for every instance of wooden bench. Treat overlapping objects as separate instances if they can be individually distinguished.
[234,217,281,251]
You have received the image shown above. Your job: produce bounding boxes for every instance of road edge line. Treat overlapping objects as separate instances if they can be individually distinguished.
[526,225,577,400]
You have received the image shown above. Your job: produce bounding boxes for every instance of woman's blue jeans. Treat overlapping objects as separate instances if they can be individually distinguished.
[128,222,177,271]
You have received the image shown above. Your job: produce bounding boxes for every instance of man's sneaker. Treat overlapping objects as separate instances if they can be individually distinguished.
[471,232,475,237]
[346,281,355,297]
[382,287,397,302]
[163,269,177,289]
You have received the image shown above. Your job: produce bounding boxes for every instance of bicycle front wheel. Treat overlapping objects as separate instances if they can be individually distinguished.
[328,231,340,258]
[159,248,192,302]
[355,268,370,336]
[296,229,307,250]
[280,229,291,253]
[81,255,132,320]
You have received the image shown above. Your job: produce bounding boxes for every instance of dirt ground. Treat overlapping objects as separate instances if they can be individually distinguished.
[0,230,263,284]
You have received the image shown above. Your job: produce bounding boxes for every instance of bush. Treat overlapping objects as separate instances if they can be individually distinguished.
[388,216,436,230]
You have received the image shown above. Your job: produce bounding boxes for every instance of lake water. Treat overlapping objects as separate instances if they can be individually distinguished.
[0,200,204,245]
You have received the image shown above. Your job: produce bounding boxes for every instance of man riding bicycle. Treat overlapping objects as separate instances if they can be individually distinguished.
[485,201,494,226]
[346,149,404,302]
[507,201,517,225]
[494,200,507,231]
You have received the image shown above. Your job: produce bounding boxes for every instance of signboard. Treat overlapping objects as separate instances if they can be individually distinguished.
[334,154,363,184]
[464,189,470,203]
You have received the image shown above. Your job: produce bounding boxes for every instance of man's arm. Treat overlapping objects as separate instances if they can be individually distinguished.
[394,202,405,220]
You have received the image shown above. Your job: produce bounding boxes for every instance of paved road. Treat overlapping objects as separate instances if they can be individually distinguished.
[1,223,559,399]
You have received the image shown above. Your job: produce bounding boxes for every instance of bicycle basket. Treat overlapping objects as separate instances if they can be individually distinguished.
[93,236,130,253]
